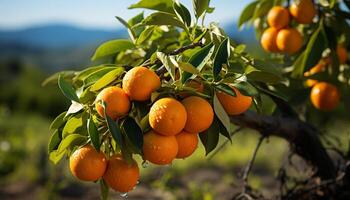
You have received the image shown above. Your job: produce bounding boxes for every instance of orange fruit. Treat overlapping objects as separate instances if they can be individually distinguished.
[143,130,178,165]
[304,62,326,87]
[337,45,347,64]
[149,98,187,136]
[122,66,161,101]
[289,0,316,24]
[182,96,214,133]
[69,145,107,181]
[261,27,279,53]
[267,6,290,29]
[276,28,303,55]
[95,86,130,120]
[103,155,140,193]
[175,131,198,159]
[310,82,340,111]
[216,87,252,115]
[179,80,205,98]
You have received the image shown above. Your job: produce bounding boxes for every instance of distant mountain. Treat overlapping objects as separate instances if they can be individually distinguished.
[0,24,127,49]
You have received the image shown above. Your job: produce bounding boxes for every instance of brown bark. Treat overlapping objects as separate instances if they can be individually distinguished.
[230,110,336,179]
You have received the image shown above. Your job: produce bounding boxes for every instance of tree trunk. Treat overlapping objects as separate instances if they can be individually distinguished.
[230,110,336,179]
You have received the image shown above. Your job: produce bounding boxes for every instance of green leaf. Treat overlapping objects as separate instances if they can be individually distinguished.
[142,12,185,29]
[182,42,215,83]
[128,12,144,27]
[177,62,202,76]
[58,74,80,102]
[92,39,135,61]
[50,111,67,131]
[83,67,118,86]
[252,0,273,19]
[157,52,176,81]
[62,113,86,138]
[232,81,259,97]
[116,16,136,42]
[213,93,231,133]
[218,120,232,142]
[121,117,144,153]
[238,1,259,28]
[90,67,124,92]
[215,83,236,97]
[99,179,110,200]
[193,0,210,18]
[292,24,326,77]
[173,0,192,27]
[87,116,100,151]
[129,0,174,13]
[49,134,87,164]
[102,102,123,148]
[136,26,155,45]
[79,86,95,104]
[42,70,75,86]
[213,38,230,81]
[199,118,220,155]
[48,130,61,153]
[74,66,106,82]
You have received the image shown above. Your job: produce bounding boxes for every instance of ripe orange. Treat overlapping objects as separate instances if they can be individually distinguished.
[289,0,316,24]
[149,98,187,136]
[304,62,326,87]
[337,45,347,64]
[179,80,205,98]
[69,145,107,181]
[95,86,130,120]
[182,96,214,133]
[175,131,198,159]
[103,155,140,193]
[122,66,161,101]
[261,27,279,53]
[310,82,340,111]
[267,6,290,29]
[143,130,178,165]
[216,87,252,115]
[276,28,303,55]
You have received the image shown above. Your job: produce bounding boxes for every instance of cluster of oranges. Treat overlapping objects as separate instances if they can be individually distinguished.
[68,65,254,193]
[261,0,316,54]
[304,46,346,111]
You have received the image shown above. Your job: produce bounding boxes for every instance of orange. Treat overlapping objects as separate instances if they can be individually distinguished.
[103,155,140,193]
[276,28,303,55]
[122,66,161,101]
[69,145,107,181]
[310,82,340,111]
[149,98,187,136]
[95,86,130,120]
[289,0,316,24]
[175,131,198,159]
[261,27,279,53]
[216,86,252,115]
[143,130,178,165]
[182,96,214,133]
[304,62,326,87]
[337,45,347,64]
[267,6,290,29]
[179,80,205,98]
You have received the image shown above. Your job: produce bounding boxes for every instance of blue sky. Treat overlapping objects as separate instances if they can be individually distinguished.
[0,0,252,30]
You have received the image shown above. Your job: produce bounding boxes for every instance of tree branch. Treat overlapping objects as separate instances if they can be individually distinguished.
[230,110,336,180]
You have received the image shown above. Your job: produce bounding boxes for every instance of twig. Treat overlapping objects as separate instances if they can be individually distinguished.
[208,127,243,160]
[242,136,265,190]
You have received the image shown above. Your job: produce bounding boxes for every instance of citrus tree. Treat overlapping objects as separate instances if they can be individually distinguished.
[46,0,350,199]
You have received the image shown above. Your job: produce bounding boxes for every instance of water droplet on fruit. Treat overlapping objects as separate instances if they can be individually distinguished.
[120,192,128,198]
[142,160,148,168]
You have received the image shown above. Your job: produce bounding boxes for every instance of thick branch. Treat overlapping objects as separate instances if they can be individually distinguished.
[230,110,336,180]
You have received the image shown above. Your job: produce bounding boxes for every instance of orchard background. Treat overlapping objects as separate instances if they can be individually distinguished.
[1,0,350,199]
